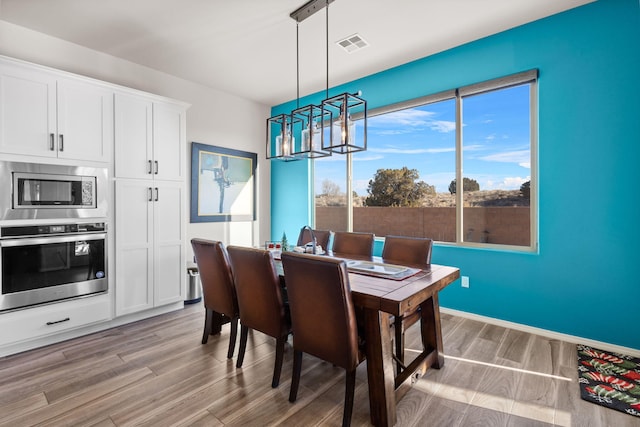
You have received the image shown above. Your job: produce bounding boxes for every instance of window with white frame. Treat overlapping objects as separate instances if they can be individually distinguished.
[314,70,537,250]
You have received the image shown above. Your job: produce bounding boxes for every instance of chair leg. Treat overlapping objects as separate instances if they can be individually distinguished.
[227,316,238,359]
[236,324,249,368]
[342,369,357,427]
[202,308,213,344]
[394,315,405,375]
[272,335,286,388]
[289,350,303,402]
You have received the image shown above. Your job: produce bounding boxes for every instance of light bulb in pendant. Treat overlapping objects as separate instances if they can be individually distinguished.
[276,125,293,157]
[332,108,355,147]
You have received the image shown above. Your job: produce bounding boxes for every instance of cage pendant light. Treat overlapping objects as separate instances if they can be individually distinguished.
[291,7,331,158]
[322,91,367,154]
[265,19,301,162]
[320,1,367,154]
[292,104,332,158]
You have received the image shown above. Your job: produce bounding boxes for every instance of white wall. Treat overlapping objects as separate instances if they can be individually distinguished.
[0,20,271,260]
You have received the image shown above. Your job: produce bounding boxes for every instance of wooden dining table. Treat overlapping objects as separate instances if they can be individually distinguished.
[277,252,460,427]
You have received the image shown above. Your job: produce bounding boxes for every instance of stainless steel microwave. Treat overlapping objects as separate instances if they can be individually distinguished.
[0,161,107,220]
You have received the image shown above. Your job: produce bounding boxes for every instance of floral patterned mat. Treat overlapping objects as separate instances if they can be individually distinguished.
[577,344,640,418]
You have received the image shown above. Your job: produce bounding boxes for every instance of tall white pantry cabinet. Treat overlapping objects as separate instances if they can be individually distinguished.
[114,93,188,316]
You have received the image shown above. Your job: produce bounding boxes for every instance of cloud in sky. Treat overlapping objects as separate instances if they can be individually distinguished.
[484,176,530,190]
[370,109,455,133]
[352,155,385,162]
[429,120,456,133]
[478,149,530,168]
[368,147,454,155]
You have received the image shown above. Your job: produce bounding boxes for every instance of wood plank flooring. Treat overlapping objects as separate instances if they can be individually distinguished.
[0,302,637,426]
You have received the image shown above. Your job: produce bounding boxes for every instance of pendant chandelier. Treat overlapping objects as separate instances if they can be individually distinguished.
[266,0,367,161]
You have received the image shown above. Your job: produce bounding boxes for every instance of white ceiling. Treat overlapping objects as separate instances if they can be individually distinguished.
[0,0,592,106]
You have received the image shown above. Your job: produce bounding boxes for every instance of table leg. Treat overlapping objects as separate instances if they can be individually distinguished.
[420,293,445,369]
[364,308,396,427]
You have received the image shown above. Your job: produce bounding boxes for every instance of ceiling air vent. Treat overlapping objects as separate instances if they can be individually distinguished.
[336,33,369,53]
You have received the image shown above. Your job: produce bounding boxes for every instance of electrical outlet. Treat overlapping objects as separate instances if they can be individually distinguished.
[461,276,470,288]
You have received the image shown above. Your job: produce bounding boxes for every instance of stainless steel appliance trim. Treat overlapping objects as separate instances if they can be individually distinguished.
[0,161,108,221]
[0,232,106,247]
[0,279,108,312]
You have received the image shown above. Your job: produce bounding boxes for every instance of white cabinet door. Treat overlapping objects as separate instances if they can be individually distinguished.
[153,180,185,306]
[57,78,113,162]
[153,102,185,181]
[115,93,153,179]
[115,180,154,316]
[0,63,56,157]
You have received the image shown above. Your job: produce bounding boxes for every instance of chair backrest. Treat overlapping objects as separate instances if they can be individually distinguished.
[296,227,332,252]
[331,231,374,258]
[191,238,238,318]
[226,246,288,338]
[382,235,433,267]
[281,252,361,370]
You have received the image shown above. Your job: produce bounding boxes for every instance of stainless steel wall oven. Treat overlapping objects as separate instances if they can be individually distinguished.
[0,222,107,311]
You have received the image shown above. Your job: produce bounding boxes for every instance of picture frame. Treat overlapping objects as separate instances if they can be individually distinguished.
[190,142,257,223]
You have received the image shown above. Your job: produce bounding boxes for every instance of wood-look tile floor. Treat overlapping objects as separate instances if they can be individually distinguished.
[0,302,637,427]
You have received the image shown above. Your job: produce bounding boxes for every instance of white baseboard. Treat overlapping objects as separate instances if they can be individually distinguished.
[440,307,640,358]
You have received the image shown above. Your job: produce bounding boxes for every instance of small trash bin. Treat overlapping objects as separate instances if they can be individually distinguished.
[185,267,202,304]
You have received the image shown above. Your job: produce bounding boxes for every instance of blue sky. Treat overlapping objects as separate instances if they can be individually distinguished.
[315,84,531,196]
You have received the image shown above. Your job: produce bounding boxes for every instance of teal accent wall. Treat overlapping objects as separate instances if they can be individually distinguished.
[271,0,640,350]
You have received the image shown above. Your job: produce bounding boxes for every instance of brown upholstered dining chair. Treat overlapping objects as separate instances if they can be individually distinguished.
[296,226,332,253]
[190,239,239,359]
[381,235,433,375]
[281,251,365,427]
[331,231,374,258]
[227,246,291,388]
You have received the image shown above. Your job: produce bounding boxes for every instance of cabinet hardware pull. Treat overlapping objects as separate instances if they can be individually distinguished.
[46,317,70,326]
[50,133,55,151]
[148,160,153,174]
[154,160,159,175]
[155,187,159,202]
[59,134,64,151]
[148,187,153,202]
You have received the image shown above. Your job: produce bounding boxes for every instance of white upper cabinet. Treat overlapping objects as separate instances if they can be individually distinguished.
[0,62,56,157]
[153,102,185,182]
[115,93,185,181]
[0,59,112,162]
[114,93,152,179]
[57,78,113,162]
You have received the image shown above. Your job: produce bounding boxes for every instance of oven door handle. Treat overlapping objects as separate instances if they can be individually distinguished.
[0,233,107,248]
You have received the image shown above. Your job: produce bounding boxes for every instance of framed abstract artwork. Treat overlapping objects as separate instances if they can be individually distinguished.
[190,142,257,222]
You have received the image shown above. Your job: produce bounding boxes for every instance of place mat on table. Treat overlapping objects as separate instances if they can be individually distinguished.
[346,260,423,281]
[577,344,640,418]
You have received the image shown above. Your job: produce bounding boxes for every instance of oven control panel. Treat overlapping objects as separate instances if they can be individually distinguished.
[0,222,106,238]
